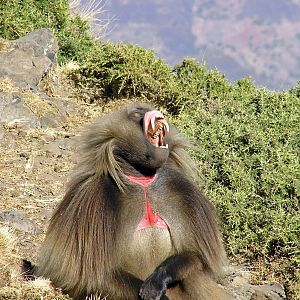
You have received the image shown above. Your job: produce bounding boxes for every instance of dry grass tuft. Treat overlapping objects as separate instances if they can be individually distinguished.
[38,64,75,98]
[23,93,59,118]
[0,38,13,53]
[0,78,19,93]
[85,294,107,300]
[0,226,15,262]
[69,0,113,39]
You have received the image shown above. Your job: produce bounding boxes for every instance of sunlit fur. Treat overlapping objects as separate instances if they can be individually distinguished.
[36,103,230,300]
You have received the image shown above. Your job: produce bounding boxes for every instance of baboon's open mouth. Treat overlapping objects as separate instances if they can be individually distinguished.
[144,110,169,148]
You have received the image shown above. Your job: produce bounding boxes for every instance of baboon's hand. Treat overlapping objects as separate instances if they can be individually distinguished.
[139,269,170,300]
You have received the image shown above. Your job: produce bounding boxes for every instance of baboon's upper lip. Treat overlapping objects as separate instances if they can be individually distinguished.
[144,110,169,148]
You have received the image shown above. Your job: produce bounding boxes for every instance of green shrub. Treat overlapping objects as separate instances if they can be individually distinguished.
[172,62,299,296]
[72,42,179,108]
[175,73,300,259]
[0,0,96,63]
[290,81,300,98]
[173,58,232,111]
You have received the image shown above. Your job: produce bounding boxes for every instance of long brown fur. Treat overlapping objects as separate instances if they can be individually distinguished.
[36,103,232,300]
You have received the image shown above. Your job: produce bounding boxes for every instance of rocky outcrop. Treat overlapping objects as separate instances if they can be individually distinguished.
[224,266,286,299]
[0,92,40,128]
[0,29,76,129]
[0,28,58,88]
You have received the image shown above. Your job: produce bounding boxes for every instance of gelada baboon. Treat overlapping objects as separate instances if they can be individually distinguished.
[36,103,232,300]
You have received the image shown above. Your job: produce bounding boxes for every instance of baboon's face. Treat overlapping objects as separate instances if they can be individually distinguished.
[113,104,170,175]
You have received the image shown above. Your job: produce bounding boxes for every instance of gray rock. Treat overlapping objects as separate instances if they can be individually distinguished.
[251,284,286,300]
[0,91,73,129]
[45,96,79,117]
[0,92,40,128]
[43,137,76,156]
[223,266,286,300]
[40,114,63,128]
[40,208,54,220]
[0,28,58,87]
[0,29,74,129]
[38,94,78,128]
[13,28,58,61]
[0,210,41,235]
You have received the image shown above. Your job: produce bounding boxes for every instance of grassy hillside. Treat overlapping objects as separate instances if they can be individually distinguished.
[0,0,299,299]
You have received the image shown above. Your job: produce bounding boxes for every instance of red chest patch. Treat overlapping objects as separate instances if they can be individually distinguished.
[126,175,168,231]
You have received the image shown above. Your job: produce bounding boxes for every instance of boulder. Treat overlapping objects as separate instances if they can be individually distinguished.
[0,29,78,129]
[0,92,40,128]
[224,266,286,300]
[0,210,41,235]
[0,91,75,129]
[0,28,58,87]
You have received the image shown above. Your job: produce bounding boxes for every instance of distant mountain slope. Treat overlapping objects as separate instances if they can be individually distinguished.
[106,0,300,90]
